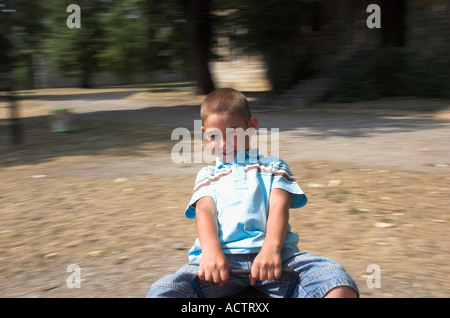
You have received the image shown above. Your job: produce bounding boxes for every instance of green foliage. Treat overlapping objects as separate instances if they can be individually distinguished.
[1,0,190,88]
[0,0,49,88]
[97,0,189,76]
[217,0,319,51]
[96,1,152,76]
[407,50,450,99]
[45,1,106,83]
[331,50,408,102]
[216,0,323,93]
[3,0,450,98]
[330,49,450,102]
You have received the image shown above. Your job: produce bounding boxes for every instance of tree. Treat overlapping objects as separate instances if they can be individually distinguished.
[215,0,322,94]
[98,0,189,80]
[45,1,107,88]
[0,0,49,89]
[97,1,152,78]
[180,0,215,94]
[44,0,191,88]
[0,0,49,144]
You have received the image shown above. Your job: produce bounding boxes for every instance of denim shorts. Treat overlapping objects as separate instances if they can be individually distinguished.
[146,249,359,298]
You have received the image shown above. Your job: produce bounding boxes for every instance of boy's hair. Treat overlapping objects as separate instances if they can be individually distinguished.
[201,88,251,123]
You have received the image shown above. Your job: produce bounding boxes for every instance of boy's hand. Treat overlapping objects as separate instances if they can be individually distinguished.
[250,247,282,285]
[198,251,230,286]
[249,188,291,285]
[195,196,230,286]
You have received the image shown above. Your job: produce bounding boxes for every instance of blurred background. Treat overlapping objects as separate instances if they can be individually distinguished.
[1,0,449,97]
[1,0,450,298]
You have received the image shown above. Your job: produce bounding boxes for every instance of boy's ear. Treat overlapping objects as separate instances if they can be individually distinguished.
[201,126,208,140]
[248,116,258,129]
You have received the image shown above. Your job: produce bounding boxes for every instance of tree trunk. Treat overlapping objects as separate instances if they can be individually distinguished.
[263,45,284,95]
[81,71,92,89]
[181,0,215,95]
[381,0,407,47]
[5,86,22,145]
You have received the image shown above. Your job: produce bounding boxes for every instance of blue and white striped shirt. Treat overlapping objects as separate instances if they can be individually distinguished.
[184,149,307,262]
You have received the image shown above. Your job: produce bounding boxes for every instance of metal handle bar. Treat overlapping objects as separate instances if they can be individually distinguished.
[229,268,298,279]
[192,268,299,298]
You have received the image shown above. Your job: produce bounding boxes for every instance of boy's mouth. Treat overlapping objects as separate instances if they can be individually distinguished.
[223,150,234,156]
[221,149,237,157]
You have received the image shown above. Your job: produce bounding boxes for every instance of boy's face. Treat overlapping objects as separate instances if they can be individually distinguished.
[202,113,258,163]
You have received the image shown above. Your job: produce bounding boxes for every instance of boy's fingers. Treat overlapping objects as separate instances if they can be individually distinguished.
[250,265,281,284]
[198,267,205,281]
[267,266,282,281]
[219,269,229,286]
[204,271,213,283]
[212,270,222,284]
[249,275,257,286]
[266,268,275,281]
[274,266,282,280]
[250,267,260,286]
[261,270,269,282]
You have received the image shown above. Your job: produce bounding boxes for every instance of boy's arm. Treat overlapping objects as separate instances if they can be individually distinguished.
[250,188,292,285]
[195,196,230,286]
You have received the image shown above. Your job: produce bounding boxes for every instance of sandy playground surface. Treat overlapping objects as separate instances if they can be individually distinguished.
[1,87,449,298]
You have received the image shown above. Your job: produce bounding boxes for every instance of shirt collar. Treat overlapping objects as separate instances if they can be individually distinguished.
[215,148,260,167]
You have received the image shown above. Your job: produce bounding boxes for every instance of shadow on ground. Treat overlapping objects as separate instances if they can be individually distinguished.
[1,87,449,169]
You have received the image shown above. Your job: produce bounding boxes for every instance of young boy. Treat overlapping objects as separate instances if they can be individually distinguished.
[147,88,359,298]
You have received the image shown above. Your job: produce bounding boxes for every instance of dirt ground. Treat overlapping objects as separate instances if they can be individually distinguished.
[1,87,449,298]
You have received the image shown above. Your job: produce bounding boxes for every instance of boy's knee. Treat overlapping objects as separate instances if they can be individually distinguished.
[147,282,197,298]
[323,286,358,298]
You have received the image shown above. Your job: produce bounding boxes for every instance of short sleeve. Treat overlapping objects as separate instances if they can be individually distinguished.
[270,159,307,209]
[184,167,216,219]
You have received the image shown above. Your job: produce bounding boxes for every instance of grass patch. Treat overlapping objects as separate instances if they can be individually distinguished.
[0,116,176,167]
[347,208,368,215]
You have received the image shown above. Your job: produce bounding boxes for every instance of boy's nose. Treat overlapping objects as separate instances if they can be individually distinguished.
[219,136,227,149]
